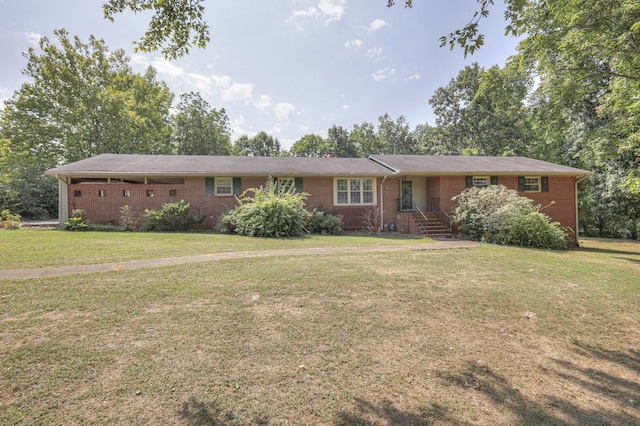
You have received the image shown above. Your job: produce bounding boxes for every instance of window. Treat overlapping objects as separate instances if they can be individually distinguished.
[472,176,489,188]
[278,178,294,193]
[73,190,82,197]
[335,178,376,205]
[519,176,540,192]
[466,176,498,188]
[98,189,106,197]
[216,178,232,195]
[147,189,155,197]
[169,189,177,196]
[123,190,131,197]
[206,177,235,195]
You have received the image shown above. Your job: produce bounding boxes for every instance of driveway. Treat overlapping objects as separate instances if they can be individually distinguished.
[0,240,480,280]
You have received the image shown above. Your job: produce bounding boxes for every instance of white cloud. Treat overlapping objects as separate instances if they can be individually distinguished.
[367,19,388,32]
[291,0,346,26]
[133,55,214,94]
[223,83,253,103]
[344,39,362,48]
[365,47,384,61]
[318,0,346,23]
[408,73,421,81]
[255,95,272,111]
[372,68,396,81]
[298,124,311,133]
[274,102,296,120]
[24,32,41,46]
[342,104,351,111]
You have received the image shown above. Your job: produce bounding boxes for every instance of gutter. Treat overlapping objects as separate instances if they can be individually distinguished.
[379,175,388,232]
[574,174,591,246]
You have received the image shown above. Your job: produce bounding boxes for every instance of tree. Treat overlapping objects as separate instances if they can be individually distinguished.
[289,134,330,157]
[172,92,231,155]
[326,125,358,158]
[377,113,417,154]
[0,29,174,167]
[428,62,532,156]
[233,131,281,156]
[349,121,379,157]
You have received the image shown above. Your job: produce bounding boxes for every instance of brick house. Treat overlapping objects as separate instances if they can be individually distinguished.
[46,154,592,241]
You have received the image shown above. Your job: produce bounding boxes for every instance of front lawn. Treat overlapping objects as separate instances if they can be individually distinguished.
[0,237,638,424]
[0,229,429,270]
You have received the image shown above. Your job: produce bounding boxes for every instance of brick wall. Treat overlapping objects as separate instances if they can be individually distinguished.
[434,175,578,239]
[66,173,578,237]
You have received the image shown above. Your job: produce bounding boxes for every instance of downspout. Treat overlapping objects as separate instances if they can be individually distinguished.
[379,175,388,232]
[54,175,69,226]
[574,174,590,246]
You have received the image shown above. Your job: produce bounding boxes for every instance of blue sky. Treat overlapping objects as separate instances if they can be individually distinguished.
[0,0,520,149]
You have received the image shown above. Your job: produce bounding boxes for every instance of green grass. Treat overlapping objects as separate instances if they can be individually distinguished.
[0,237,639,425]
[0,229,430,269]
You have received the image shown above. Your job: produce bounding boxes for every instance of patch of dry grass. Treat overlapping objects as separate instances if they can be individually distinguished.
[1,238,639,425]
[0,229,429,270]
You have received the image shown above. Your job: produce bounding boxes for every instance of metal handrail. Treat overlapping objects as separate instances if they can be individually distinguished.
[434,206,452,232]
[412,201,429,224]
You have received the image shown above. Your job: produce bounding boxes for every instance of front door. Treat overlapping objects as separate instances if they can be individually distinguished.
[401,180,413,211]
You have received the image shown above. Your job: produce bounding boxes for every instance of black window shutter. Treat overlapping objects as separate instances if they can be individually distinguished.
[490,176,498,185]
[518,176,525,192]
[295,177,303,193]
[541,176,549,192]
[233,177,242,195]
[205,177,215,195]
[465,176,473,188]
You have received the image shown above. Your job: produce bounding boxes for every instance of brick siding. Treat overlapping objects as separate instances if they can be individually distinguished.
[66,173,578,238]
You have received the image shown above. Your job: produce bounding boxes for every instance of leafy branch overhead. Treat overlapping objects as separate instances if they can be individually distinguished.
[103,0,495,59]
[103,0,210,59]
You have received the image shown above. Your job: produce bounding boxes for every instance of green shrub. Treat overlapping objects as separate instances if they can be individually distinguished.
[453,185,569,249]
[306,209,343,235]
[143,200,205,231]
[219,178,309,237]
[119,205,139,231]
[64,209,89,231]
[0,209,21,230]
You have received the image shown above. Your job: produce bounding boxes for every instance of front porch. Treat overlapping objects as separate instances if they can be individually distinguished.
[397,176,453,238]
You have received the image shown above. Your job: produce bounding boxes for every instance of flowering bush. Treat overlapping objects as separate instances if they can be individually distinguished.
[453,185,569,249]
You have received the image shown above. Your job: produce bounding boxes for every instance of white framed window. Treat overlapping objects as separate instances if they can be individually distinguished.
[472,176,489,188]
[334,178,376,205]
[216,177,232,195]
[524,176,540,192]
[278,178,294,193]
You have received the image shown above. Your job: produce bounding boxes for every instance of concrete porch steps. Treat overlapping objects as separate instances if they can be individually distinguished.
[414,212,453,239]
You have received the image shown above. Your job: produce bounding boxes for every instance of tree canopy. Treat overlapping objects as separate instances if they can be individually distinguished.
[1,29,174,168]
[172,92,232,155]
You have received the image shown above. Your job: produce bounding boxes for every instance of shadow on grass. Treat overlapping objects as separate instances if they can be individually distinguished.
[335,341,640,425]
[334,398,462,426]
[177,396,269,426]
[444,341,640,426]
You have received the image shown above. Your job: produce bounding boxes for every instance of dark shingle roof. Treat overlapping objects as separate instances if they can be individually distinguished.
[46,153,592,177]
[46,154,391,177]
[369,155,591,176]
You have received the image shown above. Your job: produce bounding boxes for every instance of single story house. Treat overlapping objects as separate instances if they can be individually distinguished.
[46,154,592,241]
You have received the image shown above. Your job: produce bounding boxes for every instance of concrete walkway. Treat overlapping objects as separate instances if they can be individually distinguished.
[0,240,480,280]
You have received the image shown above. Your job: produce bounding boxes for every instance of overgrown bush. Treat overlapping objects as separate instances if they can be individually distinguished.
[218,178,309,237]
[306,209,343,235]
[119,205,139,231]
[0,209,21,230]
[143,200,205,231]
[452,185,569,249]
[64,209,89,231]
